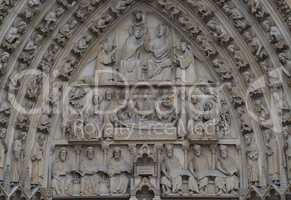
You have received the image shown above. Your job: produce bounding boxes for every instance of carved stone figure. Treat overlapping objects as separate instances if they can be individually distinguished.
[215,145,239,194]
[57,0,76,8]
[279,52,291,77]
[196,35,217,57]
[0,129,7,180]
[20,0,42,20]
[80,147,98,196]
[161,144,194,194]
[250,37,267,60]
[37,114,51,134]
[0,51,9,75]
[111,0,134,15]
[247,150,260,187]
[74,0,93,22]
[90,14,113,34]
[189,145,210,193]
[187,95,217,138]
[73,34,92,56]
[207,20,231,44]
[3,20,27,50]
[174,41,196,83]
[26,75,42,100]
[197,2,213,19]
[56,19,78,46]
[97,38,117,84]
[120,11,147,82]
[147,24,172,81]
[16,114,30,131]
[31,134,45,185]
[222,4,248,31]
[11,132,26,183]
[265,130,280,185]
[108,147,130,194]
[39,43,60,73]
[249,0,266,19]
[52,148,72,196]
[155,94,177,124]
[39,7,65,33]
[19,33,43,67]
[286,131,291,184]
[58,56,78,81]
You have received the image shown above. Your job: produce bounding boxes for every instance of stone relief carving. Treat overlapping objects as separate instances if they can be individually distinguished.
[19,0,44,21]
[31,134,45,185]
[2,19,27,51]
[38,6,65,34]
[247,149,260,187]
[215,145,239,194]
[96,37,117,84]
[55,19,78,47]
[1,0,291,199]
[52,147,72,196]
[0,127,7,181]
[108,147,131,194]
[285,129,291,185]
[51,145,134,197]
[80,146,108,196]
[58,56,78,81]
[11,131,26,183]
[264,129,280,186]
[161,144,193,194]
[0,50,9,76]
[189,144,212,194]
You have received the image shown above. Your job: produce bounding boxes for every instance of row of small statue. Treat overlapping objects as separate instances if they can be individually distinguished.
[52,144,239,196]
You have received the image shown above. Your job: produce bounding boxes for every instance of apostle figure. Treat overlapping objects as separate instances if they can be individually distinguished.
[161,144,193,194]
[11,133,25,183]
[31,134,45,185]
[215,145,239,194]
[81,147,98,196]
[96,38,117,84]
[265,130,280,185]
[155,94,177,124]
[286,130,291,184]
[120,11,147,82]
[147,24,172,81]
[247,150,260,187]
[175,41,195,83]
[108,147,131,194]
[0,129,7,180]
[189,145,210,193]
[52,148,72,196]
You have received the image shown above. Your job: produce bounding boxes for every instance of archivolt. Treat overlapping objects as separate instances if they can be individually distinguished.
[0,0,290,199]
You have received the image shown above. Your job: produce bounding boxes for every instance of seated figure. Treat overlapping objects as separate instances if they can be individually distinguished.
[161,144,195,194]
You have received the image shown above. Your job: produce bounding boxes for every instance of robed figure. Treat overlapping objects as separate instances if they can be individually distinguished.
[108,147,131,194]
[147,24,172,81]
[215,145,239,194]
[52,148,72,196]
[189,145,210,193]
[80,147,98,196]
[120,11,147,82]
[161,144,194,194]
[31,135,45,185]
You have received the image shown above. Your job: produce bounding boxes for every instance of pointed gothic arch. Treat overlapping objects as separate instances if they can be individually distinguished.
[0,0,290,200]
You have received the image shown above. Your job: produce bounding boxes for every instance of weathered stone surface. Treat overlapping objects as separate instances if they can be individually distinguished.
[0,0,290,200]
